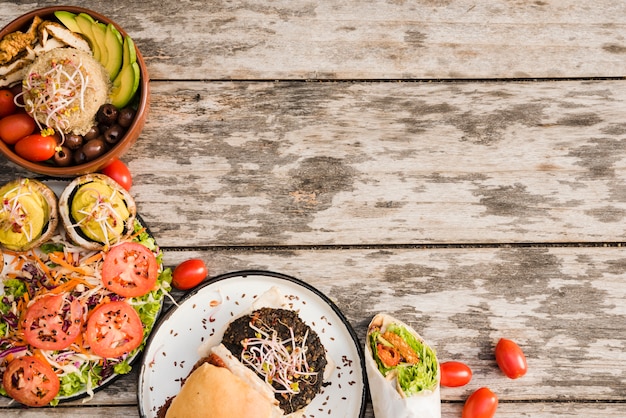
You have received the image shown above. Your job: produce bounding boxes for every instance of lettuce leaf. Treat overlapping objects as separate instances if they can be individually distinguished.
[369,323,439,397]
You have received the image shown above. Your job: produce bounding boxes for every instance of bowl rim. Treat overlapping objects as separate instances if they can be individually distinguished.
[0,6,150,177]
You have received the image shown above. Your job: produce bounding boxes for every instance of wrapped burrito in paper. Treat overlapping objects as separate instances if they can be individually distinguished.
[365,313,441,418]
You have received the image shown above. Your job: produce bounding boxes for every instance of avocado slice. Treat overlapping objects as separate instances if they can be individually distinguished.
[0,179,58,251]
[70,181,131,243]
[103,24,123,80]
[74,13,101,61]
[54,10,81,33]
[110,36,140,108]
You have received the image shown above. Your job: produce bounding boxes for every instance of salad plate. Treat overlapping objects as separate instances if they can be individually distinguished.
[138,270,367,417]
[0,178,169,405]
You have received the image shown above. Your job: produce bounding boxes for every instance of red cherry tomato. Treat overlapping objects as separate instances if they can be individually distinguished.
[101,159,133,190]
[22,294,83,351]
[102,242,158,297]
[462,387,498,418]
[495,338,528,379]
[440,361,472,387]
[2,356,60,407]
[0,113,36,145]
[85,301,144,358]
[172,258,208,290]
[0,89,16,118]
[14,133,58,162]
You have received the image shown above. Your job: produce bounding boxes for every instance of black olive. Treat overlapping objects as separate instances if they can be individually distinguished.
[53,146,73,167]
[82,137,107,161]
[103,124,125,144]
[64,134,84,150]
[117,107,136,128]
[83,126,100,141]
[96,104,119,125]
[73,149,87,165]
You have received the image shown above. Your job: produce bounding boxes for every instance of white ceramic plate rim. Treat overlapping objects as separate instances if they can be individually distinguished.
[138,270,367,417]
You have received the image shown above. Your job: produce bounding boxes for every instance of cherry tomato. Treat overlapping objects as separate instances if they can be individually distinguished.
[0,89,16,118]
[85,301,144,358]
[462,387,498,418]
[100,158,133,190]
[14,133,58,162]
[0,113,35,145]
[172,258,208,290]
[440,361,472,387]
[102,242,158,297]
[22,294,83,351]
[2,356,60,407]
[495,338,528,379]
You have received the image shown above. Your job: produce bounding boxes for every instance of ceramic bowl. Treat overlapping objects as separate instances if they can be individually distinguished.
[0,6,149,177]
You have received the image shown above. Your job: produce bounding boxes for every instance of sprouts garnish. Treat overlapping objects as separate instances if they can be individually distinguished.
[241,320,318,394]
[19,56,90,143]
[0,182,37,241]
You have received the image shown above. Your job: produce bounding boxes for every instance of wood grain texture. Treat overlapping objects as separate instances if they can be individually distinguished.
[1,1,626,80]
[1,0,625,417]
[20,79,622,247]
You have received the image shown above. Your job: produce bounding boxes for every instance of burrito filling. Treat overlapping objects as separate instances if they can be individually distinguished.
[369,322,438,397]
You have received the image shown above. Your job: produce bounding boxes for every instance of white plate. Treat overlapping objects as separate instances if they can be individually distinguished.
[138,270,367,417]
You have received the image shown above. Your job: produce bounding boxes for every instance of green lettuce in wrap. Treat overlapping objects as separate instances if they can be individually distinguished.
[369,322,439,397]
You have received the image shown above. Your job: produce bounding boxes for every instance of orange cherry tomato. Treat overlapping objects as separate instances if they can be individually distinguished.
[462,387,498,418]
[0,113,36,145]
[440,361,472,387]
[172,258,208,290]
[495,338,528,379]
[101,158,133,190]
[14,133,58,162]
[0,89,16,118]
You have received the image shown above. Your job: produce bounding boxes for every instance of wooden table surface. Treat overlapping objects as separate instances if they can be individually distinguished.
[1,1,626,416]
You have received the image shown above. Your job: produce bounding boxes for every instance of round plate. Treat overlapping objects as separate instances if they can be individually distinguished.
[138,270,367,417]
[0,178,165,404]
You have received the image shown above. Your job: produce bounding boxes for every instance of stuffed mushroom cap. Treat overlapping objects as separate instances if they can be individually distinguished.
[59,173,136,250]
[0,178,58,251]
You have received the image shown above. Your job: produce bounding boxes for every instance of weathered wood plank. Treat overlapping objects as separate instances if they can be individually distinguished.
[2,402,626,418]
[13,79,619,246]
[2,246,625,416]
[1,1,625,80]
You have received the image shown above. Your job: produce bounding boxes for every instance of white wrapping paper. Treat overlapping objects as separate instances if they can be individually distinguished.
[365,313,441,418]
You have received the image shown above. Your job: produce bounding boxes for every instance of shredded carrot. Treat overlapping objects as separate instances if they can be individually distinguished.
[49,277,95,295]
[32,349,51,367]
[81,251,103,266]
[29,249,52,281]
[48,252,87,275]
[129,226,147,240]
[71,333,90,356]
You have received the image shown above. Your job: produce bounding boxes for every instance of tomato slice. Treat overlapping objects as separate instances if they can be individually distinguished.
[22,294,83,351]
[102,242,158,297]
[377,343,400,367]
[85,300,144,358]
[2,356,60,407]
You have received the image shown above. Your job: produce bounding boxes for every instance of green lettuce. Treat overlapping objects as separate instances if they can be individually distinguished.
[369,323,439,397]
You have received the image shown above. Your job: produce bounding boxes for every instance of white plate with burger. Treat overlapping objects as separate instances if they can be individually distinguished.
[138,270,367,418]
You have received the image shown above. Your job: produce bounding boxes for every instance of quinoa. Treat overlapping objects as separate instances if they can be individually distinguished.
[22,47,110,136]
[222,307,327,415]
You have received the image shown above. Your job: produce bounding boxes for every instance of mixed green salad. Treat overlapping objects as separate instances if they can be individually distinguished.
[0,220,171,406]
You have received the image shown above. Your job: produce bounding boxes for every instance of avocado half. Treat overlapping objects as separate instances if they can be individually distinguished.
[0,179,59,251]
[59,173,137,250]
